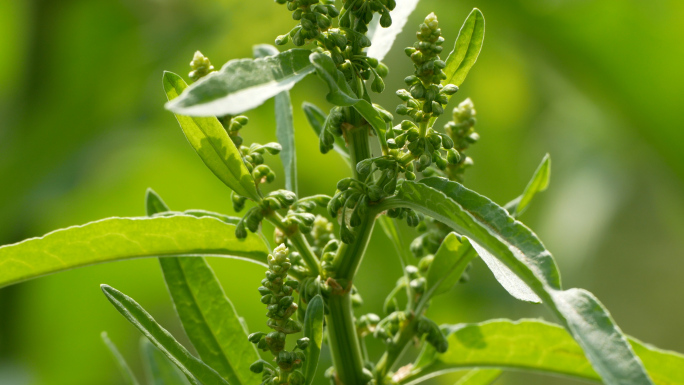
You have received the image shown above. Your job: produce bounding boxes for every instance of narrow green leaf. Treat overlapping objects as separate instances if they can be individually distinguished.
[403,319,684,385]
[101,285,230,385]
[302,102,350,164]
[254,45,298,194]
[302,295,325,385]
[0,215,270,289]
[453,369,501,385]
[309,53,387,145]
[141,338,192,385]
[367,0,421,61]
[442,8,485,88]
[377,216,410,269]
[165,49,315,116]
[146,188,170,217]
[163,71,260,201]
[389,178,654,385]
[506,153,551,217]
[424,233,477,300]
[101,331,140,385]
[145,189,262,385]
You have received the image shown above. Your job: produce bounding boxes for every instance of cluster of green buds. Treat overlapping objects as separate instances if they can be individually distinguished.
[387,119,461,173]
[249,245,309,385]
[440,98,478,182]
[373,310,407,348]
[340,0,396,33]
[416,316,448,353]
[275,0,339,46]
[235,190,297,239]
[218,115,249,147]
[188,51,215,82]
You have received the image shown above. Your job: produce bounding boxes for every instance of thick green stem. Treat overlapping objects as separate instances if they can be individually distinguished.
[327,293,367,385]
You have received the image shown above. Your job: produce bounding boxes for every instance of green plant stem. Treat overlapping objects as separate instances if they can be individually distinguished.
[265,212,320,276]
[375,316,419,382]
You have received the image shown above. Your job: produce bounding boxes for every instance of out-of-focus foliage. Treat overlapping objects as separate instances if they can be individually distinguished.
[0,1,683,384]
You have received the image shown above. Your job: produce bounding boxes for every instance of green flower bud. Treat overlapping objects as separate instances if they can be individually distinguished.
[371,75,385,93]
[380,11,392,28]
[235,221,248,239]
[296,337,310,350]
[376,62,389,77]
[248,332,266,344]
[249,360,265,373]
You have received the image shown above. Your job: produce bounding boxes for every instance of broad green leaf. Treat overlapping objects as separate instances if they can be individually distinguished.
[402,319,684,385]
[165,49,315,116]
[163,71,260,201]
[367,0,421,61]
[101,285,230,385]
[442,9,485,88]
[302,295,325,385]
[146,189,262,385]
[453,369,501,385]
[423,233,477,300]
[0,215,270,289]
[254,45,298,194]
[386,178,654,385]
[302,102,350,164]
[505,153,551,217]
[141,338,192,385]
[101,331,140,385]
[309,52,387,146]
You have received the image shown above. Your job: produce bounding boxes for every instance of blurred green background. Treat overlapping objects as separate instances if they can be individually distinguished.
[1,0,683,384]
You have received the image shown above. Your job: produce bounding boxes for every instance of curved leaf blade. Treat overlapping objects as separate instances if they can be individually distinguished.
[442,8,485,88]
[509,153,551,217]
[0,215,270,289]
[101,331,140,385]
[101,285,229,385]
[163,72,260,201]
[404,319,684,385]
[303,295,325,385]
[424,233,477,299]
[367,0,421,61]
[141,338,192,385]
[165,49,315,117]
[302,102,350,164]
[453,369,501,385]
[391,178,654,385]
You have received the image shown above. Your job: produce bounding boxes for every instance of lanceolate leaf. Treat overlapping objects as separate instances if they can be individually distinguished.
[302,295,325,385]
[505,153,551,217]
[145,189,262,385]
[302,102,350,164]
[385,178,654,385]
[165,49,315,116]
[0,216,270,289]
[442,8,485,88]
[423,233,477,300]
[453,369,501,385]
[101,285,230,385]
[101,331,140,385]
[309,53,387,146]
[254,45,298,194]
[367,0,421,61]
[163,72,260,201]
[403,319,684,385]
[141,338,192,385]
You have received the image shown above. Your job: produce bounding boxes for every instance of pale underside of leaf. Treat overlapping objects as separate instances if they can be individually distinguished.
[166,49,314,116]
[367,0,421,61]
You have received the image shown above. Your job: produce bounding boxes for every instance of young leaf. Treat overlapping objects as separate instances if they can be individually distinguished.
[254,44,298,194]
[386,178,654,385]
[302,102,350,164]
[101,285,230,385]
[0,215,270,289]
[141,338,192,385]
[146,188,170,216]
[163,72,260,201]
[367,0,421,61]
[101,331,140,385]
[504,153,551,217]
[309,53,387,146]
[442,9,485,88]
[402,319,684,385]
[423,233,477,300]
[302,295,325,385]
[165,49,315,116]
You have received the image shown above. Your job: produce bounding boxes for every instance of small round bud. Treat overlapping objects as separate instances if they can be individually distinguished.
[296,337,310,350]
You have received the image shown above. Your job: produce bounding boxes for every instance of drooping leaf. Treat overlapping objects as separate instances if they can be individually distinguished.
[101,331,140,385]
[302,295,325,385]
[0,215,270,289]
[423,233,477,300]
[442,8,485,88]
[386,178,654,385]
[302,102,350,164]
[367,0,421,61]
[101,285,230,385]
[254,44,298,194]
[144,189,261,385]
[309,52,387,146]
[141,338,192,385]
[163,72,260,201]
[402,319,684,385]
[504,153,551,217]
[165,49,315,117]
